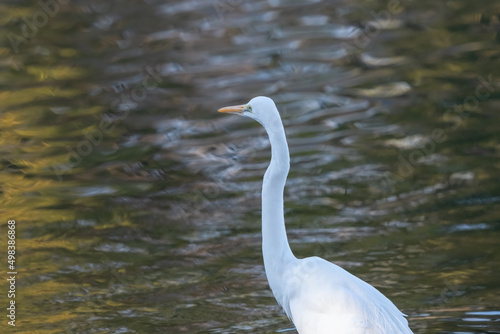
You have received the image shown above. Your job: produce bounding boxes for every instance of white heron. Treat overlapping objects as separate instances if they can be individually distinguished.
[218,96,413,334]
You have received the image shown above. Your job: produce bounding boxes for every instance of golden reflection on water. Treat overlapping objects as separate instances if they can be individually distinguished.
[1,0,499,333]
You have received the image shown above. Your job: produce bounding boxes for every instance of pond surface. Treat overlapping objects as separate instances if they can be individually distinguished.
[1,0,500,333]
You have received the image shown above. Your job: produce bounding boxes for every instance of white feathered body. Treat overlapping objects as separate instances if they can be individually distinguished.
[269,256,412,334]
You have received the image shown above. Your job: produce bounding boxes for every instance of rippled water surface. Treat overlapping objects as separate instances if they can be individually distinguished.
[1,0,500,333]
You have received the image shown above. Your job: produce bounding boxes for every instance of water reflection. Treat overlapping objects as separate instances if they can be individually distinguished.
[1,0,499,333]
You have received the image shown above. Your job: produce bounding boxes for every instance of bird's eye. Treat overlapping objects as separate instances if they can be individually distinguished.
[248,105,252,112]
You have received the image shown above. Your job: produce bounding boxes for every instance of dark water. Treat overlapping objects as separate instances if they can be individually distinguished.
[1,0,500,333]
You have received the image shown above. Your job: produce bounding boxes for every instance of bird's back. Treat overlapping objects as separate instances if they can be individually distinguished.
[277,257,413,334]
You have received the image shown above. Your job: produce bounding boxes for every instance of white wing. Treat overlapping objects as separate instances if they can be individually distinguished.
[279,257,413,334]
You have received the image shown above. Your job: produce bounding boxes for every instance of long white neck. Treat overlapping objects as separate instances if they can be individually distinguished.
[261,116,296,302]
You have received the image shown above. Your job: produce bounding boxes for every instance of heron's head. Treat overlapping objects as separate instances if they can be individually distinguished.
[218,96,279,126]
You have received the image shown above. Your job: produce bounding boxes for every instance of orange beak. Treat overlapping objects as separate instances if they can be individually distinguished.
[218,104,248,114]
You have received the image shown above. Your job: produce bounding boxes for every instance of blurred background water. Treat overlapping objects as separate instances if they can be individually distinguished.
[1,0,500,333]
